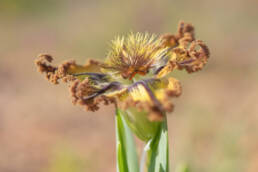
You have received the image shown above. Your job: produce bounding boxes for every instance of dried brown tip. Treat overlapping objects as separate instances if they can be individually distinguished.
[161,21,195,48]
[69,79,115,112]
[35,54,55,73]
[35,54,57,83]
[174,40,210,73]
[57,60,77,83]
[161,21,210,73]
[35,54,76,84]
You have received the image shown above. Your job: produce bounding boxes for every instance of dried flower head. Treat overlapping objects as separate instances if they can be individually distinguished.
[35,21,210,121]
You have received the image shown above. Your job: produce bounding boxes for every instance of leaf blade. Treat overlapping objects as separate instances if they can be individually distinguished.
[146,117,169,172]
[116,109,140,172]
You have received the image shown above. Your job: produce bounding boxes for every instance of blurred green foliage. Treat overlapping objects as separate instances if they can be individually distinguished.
[176,164,190,172]
[0,0,59,16]
[47,145,86,172]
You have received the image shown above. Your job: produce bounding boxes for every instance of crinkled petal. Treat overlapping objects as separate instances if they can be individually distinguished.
[116,77,181,121]
[70,79,122,111]
[157,21,210,77]
[161,21,195,48]
[35,54,105,84]
[173,40,210,73]
[35,54,121,111]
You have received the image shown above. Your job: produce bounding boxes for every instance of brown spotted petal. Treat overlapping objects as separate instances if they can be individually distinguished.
[117,77,182,121]
[35,54,104,84]
[161,21,195,49]
[69,79,121,111]
[157,21,210,77]
[172,40,210,73]
[35,54,122,111]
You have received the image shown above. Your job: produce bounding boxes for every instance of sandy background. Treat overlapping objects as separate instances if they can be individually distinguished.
[0,0,258,171]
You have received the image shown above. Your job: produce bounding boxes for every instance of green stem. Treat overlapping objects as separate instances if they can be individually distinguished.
[116,108,170,172]
[116,109,139,172]
[146,117,169,172]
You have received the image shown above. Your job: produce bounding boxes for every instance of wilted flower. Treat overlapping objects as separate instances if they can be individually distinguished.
[35,21,209,122]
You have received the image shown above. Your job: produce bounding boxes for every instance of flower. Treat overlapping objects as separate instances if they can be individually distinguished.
[35,21,209,121]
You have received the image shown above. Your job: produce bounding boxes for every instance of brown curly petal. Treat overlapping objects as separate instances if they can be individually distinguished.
[161,21,195,48]
[69,78,116,112]
[35,54,57,81]
[157,21,210,77]
[178,40,210,73]
[70,79,80,104]
[35,54,76,84]
[160,34,177,48]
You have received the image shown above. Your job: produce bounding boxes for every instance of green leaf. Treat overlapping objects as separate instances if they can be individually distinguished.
[175,164,190,172]
[146,117,169,172]
[116,109,140,172]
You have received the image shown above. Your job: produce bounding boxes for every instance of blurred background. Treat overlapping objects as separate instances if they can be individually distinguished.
[0,0,258,171]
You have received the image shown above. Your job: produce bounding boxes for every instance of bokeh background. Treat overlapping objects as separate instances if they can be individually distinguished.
[1,0,258,171]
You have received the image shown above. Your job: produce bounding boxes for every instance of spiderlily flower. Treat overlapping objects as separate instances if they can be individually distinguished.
[35,21,209,123]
